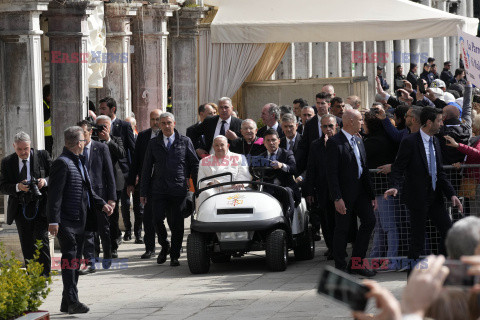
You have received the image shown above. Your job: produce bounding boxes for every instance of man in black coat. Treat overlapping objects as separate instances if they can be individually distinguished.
[140,112,199,267]
[48,126,113,314]
[186,103,215,152]
[0,132,51,277]
[95,116,125,258]
[77,121,117,273]
[385,107,463,264]
[279,113,302,155]
[99,97,136,242]
[304,115,338,257]
[326,109,377,276]
[257,129,300,220]
[192,97,242,157]
[229,119,266,158]
[127,109,163,259]
[257,103,284,138]
[407,63,419,88]
[440,61,454,85]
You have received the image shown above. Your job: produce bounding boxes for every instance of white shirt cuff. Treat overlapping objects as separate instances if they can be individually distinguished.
[49,223,59,226]
[16,183,20,192]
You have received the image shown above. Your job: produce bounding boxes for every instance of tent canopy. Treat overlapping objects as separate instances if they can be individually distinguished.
[209,0,479,43]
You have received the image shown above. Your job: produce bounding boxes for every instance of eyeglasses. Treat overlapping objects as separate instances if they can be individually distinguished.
[322,124,335,129]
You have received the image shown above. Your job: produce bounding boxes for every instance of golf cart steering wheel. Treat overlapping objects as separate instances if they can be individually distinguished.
[249,166,277,181]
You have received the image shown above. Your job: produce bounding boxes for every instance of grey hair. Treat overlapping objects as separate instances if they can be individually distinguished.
[218,97,232,106]
[410,106,422,121]
[320,114,336,123]
[281,113,297,124]
[446,216,480,259]
[160,112,175,122]
[213,135,228,144]
[375,93,386,102]
[14,131,31,144]
[96,115,112,124]
[241,119,257,129]
[64,126,84,148]
[266,103,280,121]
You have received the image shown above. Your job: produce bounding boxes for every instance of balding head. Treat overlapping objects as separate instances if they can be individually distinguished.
[346,95,361,109]
[322,84,335,97]
[150,109,162,132]
[443,105,460,121]
[342,109,363,135]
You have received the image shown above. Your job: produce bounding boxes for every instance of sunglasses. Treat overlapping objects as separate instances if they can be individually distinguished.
[322,124,335,129]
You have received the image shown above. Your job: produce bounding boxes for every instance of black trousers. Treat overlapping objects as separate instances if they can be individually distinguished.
[109,191,123,251]
[45,136,53,156]
[152,195,186,259]
[264,186,296,220]
[57,225,84,306]
[121,185,143,238]
[143,197,158,252]
[407,189,452,260]
[14,205,51,277]
[333,189,376,270]
[83,207,112,266]
[317,199,336,251]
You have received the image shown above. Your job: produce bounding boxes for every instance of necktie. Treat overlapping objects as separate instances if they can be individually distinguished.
[429,137,437,190]
[350,136,363,178]
[270,153,276,162]
[288,139,294,151]
[20,159,27,181]
[220,120,226,136]
[166,137,172,150]
[78,159,90,208]
[83,147,90,171]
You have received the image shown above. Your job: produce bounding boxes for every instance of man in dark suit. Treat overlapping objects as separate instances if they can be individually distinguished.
[127,109,163,259]
[257,103,284,138]
[293,98,308,124]
[140,112,199,266]
[297,106,315,136]
[77,121,116,274]
[98,97,136,242]
[95,115,125,258]
[385,107,463,264]
[258,128,300,220]
[279,113,301,155]
[0,131,51,277]
[229,119,266,158]
[407,63,419,88]
[326,109,377,276]
[48,126,113,314]
[192,97,242,157]
[186,103,215,153]
[304,114,338,256]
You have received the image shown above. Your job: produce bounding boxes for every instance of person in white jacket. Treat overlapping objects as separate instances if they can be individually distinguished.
[197,135,251,208]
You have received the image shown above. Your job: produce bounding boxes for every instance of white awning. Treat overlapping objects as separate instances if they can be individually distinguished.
[209,0,479,43]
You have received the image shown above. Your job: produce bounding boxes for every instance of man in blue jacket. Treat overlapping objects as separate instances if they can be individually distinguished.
[48,126,113,314]
[140,112,199,266]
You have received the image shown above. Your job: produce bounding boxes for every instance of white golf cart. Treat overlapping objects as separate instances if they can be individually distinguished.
[186,168,315,274]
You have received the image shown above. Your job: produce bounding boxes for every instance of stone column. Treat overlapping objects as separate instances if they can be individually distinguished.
[328,42,341,78]
[433,0,448,64]
[46,1,100,157]
[341,42,353,77]
[169,6,207,135]
[418,0,433,60]
[409,39,420,65]
[275,44,293,80]
[365,41,377,108]
[311,42,327,78]
[353,41,365,77]
[97,2,141,120]
[294,42,308,79]
[131,3,177,131]
[466,0,474,17]
[0,0,50,152]
[379,41,394,91]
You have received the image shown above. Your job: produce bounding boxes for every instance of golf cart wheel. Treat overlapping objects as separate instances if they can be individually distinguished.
[211,253,232,263]
[187,232,210,274]
[294,224,315,260]
[265,229,288,272]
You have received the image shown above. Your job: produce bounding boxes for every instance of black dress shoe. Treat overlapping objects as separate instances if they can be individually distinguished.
[141,250,155,259]
[348,267,377,277]
[170,258,180,267]
[60,301,68,313]
[314,232,321,241]
[79,265,96,275]
[135,237,144,244]
[68,302,90,314]
[123,232,132,241]
[323,249,330,257]
[116,235,123,246]
[102,259,112,269]
[111,250,118,259]
[157,244,170,264]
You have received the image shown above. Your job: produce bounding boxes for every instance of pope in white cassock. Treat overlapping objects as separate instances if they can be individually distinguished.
[197,135,252,208]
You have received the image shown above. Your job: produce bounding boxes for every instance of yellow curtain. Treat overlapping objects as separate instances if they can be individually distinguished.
[232,43,290,118]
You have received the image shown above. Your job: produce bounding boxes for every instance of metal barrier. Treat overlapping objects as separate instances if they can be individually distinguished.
[367,164,480,259]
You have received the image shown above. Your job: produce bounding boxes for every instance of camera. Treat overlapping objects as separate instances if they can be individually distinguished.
[84,115,105,140]
[22,178,42,197]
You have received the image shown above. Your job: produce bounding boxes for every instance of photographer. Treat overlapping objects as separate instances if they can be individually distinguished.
[0,132,51,277]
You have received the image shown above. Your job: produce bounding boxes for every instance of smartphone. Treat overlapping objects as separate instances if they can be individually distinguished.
[317,265,369,311]
[395,79,405,89]
[417,78,426,94]
[443,259,475,287]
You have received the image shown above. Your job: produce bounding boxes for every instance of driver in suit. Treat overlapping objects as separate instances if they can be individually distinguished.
[256,128,300,219]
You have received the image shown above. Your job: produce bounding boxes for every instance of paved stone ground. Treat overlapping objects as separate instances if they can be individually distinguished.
[41,222,408,320]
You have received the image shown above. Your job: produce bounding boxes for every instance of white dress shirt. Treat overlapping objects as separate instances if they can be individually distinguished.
[317,115,323,138]
[16,155,31,192]
[84,141,92,160]
[163,133,175,147]
[266,122,279,131]
[151,129,160,139]
[420,128,435,173]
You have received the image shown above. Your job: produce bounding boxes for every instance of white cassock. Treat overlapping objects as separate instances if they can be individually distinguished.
[196,151,252,210]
